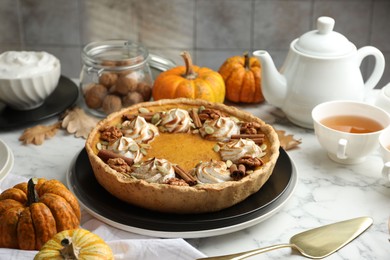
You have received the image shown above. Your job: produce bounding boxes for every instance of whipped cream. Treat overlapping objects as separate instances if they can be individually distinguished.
[0,51,60,79]
[121,116,159,143]
[193,160,232,184]
[219,138,263,164]
[131,158,176,183]
[159,108,193,133]
[199,116,240,141]
[107,136,143,163]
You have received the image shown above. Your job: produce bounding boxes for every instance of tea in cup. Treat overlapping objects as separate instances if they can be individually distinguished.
[379,127,390,182]
[312,100,390,164]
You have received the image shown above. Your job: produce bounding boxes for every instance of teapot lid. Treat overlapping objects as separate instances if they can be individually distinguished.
[295,17,355,57]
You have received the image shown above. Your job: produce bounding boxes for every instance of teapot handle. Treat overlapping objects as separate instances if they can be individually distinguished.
[357,46,385,90]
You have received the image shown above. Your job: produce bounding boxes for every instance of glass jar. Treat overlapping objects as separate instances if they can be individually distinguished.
[80,40,153,117]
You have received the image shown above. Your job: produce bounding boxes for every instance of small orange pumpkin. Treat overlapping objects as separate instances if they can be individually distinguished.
[0,178,81,250]
[152,51,225,103]
[218,52,264,103]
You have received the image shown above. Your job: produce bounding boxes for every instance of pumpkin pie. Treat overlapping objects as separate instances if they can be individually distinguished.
[85,98,280,214]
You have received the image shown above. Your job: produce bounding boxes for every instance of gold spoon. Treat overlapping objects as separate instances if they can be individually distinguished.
[197,217,373,260]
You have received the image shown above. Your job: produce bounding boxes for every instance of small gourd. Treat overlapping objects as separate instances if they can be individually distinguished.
[34,228,114,260]
[218,52,264,103]
[0,178,81,250]
[152,51,225,103]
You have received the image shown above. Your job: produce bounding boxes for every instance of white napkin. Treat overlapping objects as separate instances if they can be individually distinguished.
[0,174,206,260]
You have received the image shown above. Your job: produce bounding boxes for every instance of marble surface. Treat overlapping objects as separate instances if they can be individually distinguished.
[0,88,389,259]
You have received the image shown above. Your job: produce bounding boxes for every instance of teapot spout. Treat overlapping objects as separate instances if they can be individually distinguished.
[253,50,287,107]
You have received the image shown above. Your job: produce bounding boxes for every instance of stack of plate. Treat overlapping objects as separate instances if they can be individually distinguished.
[0,139,14,183]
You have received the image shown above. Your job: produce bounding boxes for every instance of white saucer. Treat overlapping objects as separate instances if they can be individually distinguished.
[0,139,14,183]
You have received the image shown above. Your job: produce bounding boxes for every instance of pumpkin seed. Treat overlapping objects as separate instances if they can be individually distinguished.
[204,126,215,134]
[198,106,205,112]
[140,147,148,155]
[213,144,220,152]
[260,143,267,151]
[96,142,102,150]
[226,160,233,168]
[157,166,169,175]
[138,107,150,114]
[151,113,160,124]
[246,170,254,174]
[159,126,167,133]
[192,129,199,134]
[129,144,139,152]
[258,152,267,158]
[132,164,141,168]
[140,143,151,149]
[230,116,240,123]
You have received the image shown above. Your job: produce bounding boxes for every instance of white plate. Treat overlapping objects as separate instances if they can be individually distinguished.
[0,139,14,183]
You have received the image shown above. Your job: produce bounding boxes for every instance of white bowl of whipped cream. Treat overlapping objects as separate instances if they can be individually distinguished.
[0,51,61,110]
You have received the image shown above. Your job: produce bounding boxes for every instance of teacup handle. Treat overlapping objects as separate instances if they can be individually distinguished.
[337,138,348,159]
[382,162,390,182]
[357,46,385,90]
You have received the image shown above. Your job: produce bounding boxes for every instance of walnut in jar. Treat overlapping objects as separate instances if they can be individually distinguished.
[136,82,152,101]
[84,84,107,109]
[102,95,122,114]
[122,92,144,107]
[114,76,138,95]
[99,73,118,87]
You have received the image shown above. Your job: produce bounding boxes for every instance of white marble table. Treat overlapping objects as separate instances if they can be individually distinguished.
[0,89,389,259]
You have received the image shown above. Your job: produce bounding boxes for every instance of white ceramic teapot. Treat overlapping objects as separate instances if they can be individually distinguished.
[253,16,385,128]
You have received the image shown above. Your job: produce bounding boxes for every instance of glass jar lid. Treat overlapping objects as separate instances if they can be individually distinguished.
[81,40,149,71]
[294,17,356,57]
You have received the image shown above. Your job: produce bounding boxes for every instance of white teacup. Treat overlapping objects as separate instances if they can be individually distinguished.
[374,82,390,114]
[312,100,390,164]
[379,127,390,182]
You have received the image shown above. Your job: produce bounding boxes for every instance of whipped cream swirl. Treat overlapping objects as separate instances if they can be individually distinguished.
[199,117,240,141]
[159,108,193,133]
[193,160,232,184]
[0,51,60,78]
[219,138,263,164]
[121,116,159,144]
[131,158,176,183]
[107,136,143,163]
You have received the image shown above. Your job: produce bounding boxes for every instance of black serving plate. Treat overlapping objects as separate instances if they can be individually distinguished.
[0,76,79,130]
[67,148,297,238]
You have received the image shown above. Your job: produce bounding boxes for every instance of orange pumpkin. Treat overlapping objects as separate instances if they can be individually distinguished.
[152,51,225,103]
[0,178,81,250]
[218,52,264,103]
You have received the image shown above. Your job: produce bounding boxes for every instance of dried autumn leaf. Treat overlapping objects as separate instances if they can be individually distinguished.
[19,122,61,145]
[276,129,302,151]
[61,107,99,139]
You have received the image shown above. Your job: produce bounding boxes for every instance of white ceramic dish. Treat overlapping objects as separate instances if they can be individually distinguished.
[0,51,61,110]
[0,139,14,183]
[375,82,390,114]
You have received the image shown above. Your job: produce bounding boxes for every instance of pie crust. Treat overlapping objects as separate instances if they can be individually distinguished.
[85,98,280,214]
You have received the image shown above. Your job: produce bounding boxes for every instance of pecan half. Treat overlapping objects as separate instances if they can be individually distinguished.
[165,178,190,186]
[240,122,263,135]
[198,108,224,122]
[238,155,263,168]
[107,158,131,173]
[100,126,122,142]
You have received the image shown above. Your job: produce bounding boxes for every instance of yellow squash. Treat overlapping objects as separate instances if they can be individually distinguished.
[34,228,114,260]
